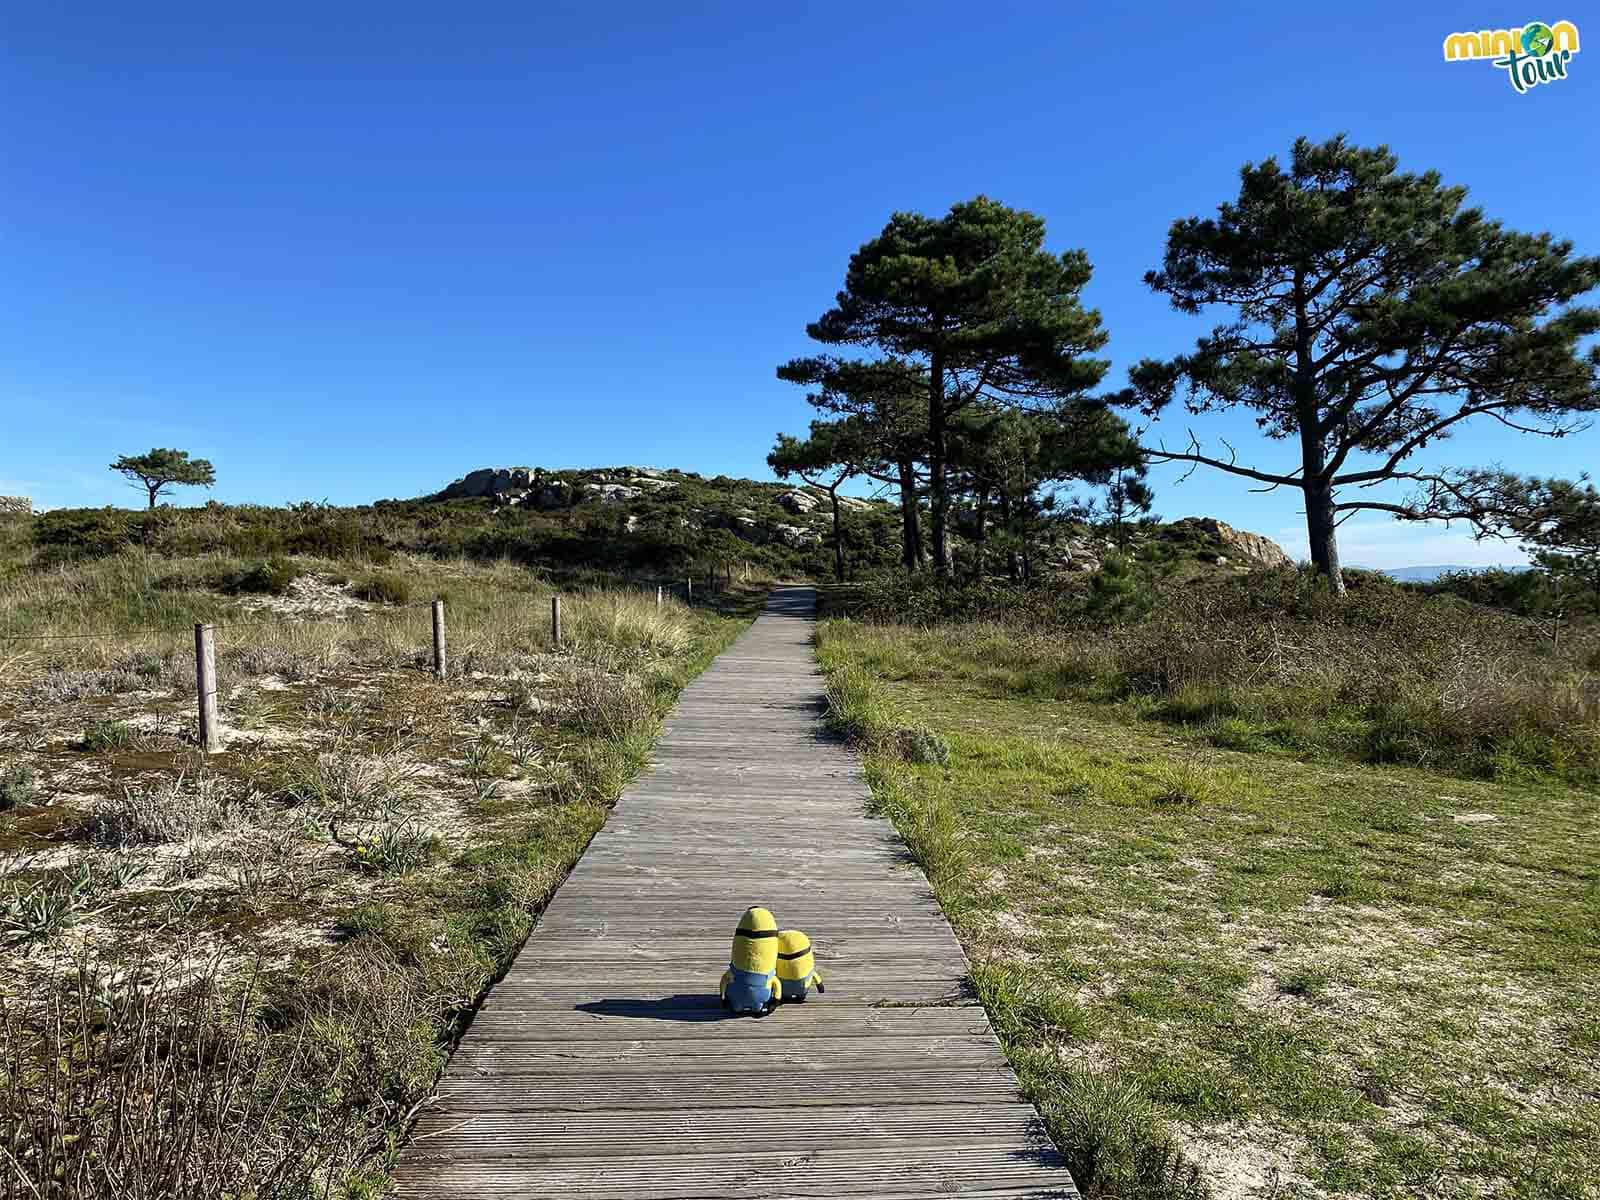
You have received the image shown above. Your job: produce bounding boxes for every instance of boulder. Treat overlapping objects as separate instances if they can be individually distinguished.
[435,467,538,500]
[773,523,821,548]
[777,489,820,515]
[534,482,573,509]
[585,483,643,505]
[1165,518,1292,569]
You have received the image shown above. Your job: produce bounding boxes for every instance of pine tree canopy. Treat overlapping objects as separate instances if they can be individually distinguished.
[1118,135,1600,592]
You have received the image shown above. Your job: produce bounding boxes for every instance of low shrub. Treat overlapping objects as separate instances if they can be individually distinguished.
[1,764,38,810]
[89,774,238,847]
[351,570,413,605]
[81,720,138,752]
[350,821,443,874]
[0,960,362,1197]
[31,507,134,561]
[825,566,1600,784]
[230,643,317,681]
[894,724,950,766]
[535,664,654,740]
[223,556,301,595]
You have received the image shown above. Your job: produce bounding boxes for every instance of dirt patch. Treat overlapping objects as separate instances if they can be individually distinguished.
[237,575,373,620]
[1170,1120,1321,1200]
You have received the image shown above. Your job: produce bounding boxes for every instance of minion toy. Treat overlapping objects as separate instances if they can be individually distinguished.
[719,906,782,1016]
[775,929,825,1002]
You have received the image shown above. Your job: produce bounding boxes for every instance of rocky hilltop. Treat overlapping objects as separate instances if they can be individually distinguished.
[426,465,889,553]
[1162,517,1294,569]
[424,465,1294,574]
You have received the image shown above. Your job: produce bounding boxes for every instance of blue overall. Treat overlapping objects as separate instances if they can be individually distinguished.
[724,965,777,1014]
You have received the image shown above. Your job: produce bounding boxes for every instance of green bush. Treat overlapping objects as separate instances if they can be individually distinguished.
[1086,556,1158,621]
[1,765,37,810]
[895,724,951,766]
[32,508,134,561]
[223,556,301,595]
[82,721,137,752]
[351,571,412,605]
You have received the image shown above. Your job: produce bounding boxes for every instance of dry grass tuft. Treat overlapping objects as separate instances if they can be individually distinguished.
[89,774,240,847]
[0,959,363,1200]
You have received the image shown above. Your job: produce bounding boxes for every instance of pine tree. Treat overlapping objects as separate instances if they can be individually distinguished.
[802,197,1111,578]
[1121,136,1600,595]
[109,448,217,509]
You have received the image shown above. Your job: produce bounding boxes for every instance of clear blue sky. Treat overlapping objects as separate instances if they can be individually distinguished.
[3,3,1595,567]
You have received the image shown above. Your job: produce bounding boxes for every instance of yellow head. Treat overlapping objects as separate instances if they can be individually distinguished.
[731,906,778,973]
[774,929,814,982]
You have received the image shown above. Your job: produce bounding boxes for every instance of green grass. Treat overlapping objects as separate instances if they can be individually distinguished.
[350,568,413,605]
[817,569,1600,786]
[817,617,1600,1200]
[81,719,138,751]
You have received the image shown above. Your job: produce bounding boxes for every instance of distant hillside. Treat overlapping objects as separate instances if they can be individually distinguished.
[20,464,1298,587]
[1382,564,1525,583]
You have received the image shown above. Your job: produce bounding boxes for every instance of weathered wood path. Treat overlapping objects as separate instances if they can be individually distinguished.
[394,586,1077,1198]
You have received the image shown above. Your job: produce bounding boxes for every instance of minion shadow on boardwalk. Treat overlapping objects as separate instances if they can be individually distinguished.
[573,995,740,1022]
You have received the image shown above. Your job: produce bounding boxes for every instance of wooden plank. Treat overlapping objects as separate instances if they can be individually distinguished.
[392,1146,1073,1199]
[464,1004,995,1041]
[447,1033,1009,1075]
[391,587,1077,1198]
[407,1102,1050,1159]
[475,980,977,1008]
[424,1068,1027,1113]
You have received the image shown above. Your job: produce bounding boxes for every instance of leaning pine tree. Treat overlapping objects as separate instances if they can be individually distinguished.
[803,197,1112,578]
[1121,135,1600,594]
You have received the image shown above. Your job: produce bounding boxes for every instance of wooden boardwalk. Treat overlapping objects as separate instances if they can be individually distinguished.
[394,586,1077,1198]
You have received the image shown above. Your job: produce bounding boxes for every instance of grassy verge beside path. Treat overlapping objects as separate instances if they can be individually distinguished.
[1,558,761,1198]
[818,617,1599,1200]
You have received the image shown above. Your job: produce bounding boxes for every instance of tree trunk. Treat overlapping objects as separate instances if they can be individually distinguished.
[1110,469,1127,549]
[972,485,989,583]
[1303,478,1345,596]
[1292,270,1344,597]
[897,459,922,573]
[928,350,950,578]
[146,482,159,510]
[999,488,1019,581]
[828,485,845,582]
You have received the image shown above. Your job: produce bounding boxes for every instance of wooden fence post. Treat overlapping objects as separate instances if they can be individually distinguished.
[656,585,663,611]
[194,623,219,753]
[431,599,447,679]
[552,595,563,647]
[686,578,692,603]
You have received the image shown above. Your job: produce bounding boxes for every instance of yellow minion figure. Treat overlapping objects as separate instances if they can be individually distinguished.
[774,929,824,1002]
[719,906,782,1016]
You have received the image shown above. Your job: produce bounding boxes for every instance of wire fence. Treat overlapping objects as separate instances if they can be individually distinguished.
[1,563,761,754]
[0,559,762,647]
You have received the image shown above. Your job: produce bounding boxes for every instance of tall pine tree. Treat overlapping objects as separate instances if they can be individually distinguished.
[1122,136,1600,594]
[802,197,1111,577]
